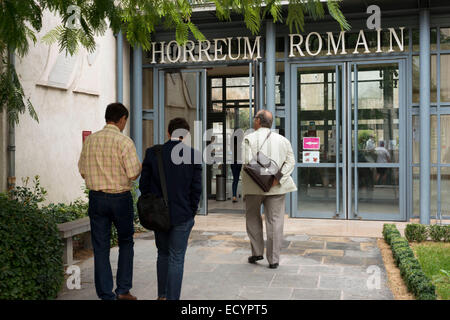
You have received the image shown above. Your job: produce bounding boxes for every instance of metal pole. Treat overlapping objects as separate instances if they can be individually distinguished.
[419,9,431,225]
[132,46,143,160]
[116,31,124,103]
[7,49,16,191]
[265,21,276,124]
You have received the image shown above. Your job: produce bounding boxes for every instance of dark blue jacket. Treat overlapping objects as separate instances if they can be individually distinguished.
[139,140,202,226]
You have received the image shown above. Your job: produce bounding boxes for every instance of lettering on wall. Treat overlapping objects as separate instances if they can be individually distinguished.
[149,27,405,64]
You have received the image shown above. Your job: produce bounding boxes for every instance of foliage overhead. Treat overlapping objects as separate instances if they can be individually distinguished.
[0,0,349,125]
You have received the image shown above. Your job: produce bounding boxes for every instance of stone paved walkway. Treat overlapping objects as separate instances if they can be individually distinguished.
[57,230,393,300]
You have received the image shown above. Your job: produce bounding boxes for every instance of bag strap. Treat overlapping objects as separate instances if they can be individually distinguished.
[154,145,168,205]
[258,131,271,152]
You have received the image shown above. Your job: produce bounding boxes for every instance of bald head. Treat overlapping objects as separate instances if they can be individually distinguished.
[255,110,273,129]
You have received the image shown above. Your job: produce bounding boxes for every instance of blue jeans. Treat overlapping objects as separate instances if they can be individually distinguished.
[88,191,135,300]
[231,164,242,198]
[154,218,195,300]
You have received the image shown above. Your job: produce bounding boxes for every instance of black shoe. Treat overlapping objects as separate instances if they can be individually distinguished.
[248,255,264,264]
[268,263,279,269]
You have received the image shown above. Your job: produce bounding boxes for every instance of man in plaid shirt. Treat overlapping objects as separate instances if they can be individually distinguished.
[78,103,141,300]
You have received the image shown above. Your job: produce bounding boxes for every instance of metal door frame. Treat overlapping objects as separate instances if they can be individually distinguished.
[290,58,407,221]
[290,62,346,219]
[158,68,208,214]
[348,59,407,221]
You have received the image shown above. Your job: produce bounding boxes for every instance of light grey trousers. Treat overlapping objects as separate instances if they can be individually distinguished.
[244,194,286,265]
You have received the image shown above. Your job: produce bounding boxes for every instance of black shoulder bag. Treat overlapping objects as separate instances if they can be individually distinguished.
[243,132,282,193]
[137,145,171,232]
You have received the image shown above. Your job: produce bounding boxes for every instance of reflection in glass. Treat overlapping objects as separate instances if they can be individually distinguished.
[441,167,450,217]
[412,115,438,164]
[412,55,438,103]
[298,168,342,215]
[441,54,450,102]
[164,72,198,146]
[353,64,400,164]
[412,167,438,218]
[356,168,400,214]
[440,28,450,51]
[143,69,153,109]
[442,115,450,164]
[297,66,341,162]
[143,120,154,151]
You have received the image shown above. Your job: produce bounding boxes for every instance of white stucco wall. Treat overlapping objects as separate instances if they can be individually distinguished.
[14,11,130,204]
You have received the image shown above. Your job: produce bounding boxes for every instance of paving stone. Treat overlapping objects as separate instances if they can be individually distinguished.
[349,237,374,243]
[326,241,361,250]
[289,241,325,249]
[291,289,341,300]
[252,264,300,274]
[344,249,380,258]
[238,287,294,300]
[305,249,344,257]
[360,242,378,251]
[299,265,343,276]
[213,263,259,274]
[310,236,350,242]
[323,256,383,266]
[280,255,323,266]
[58,231,393,301]
[319,275,370,291]
[285,234,310,242]
[281,248,306,255]
[342,289,394,300]
[270,274,319,289]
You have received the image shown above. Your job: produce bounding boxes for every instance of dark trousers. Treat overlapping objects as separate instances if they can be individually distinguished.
[230,164,242,198]
[88,191,135,300]
[154,218,194,300]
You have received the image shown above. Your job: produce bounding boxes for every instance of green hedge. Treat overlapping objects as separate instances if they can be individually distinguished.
[0,194,64,299]
[404,223,450,242]
[383,224,437,300]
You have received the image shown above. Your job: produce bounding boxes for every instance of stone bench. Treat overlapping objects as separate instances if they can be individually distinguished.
[57,217,92,266]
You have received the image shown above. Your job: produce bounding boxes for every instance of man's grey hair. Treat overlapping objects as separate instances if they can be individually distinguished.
[257,110,273,128]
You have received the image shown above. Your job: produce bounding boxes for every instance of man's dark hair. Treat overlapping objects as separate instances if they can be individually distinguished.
[105,103,129,123]
[168,117,190,137]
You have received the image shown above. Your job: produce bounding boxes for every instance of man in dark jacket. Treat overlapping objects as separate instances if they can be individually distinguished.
[139,117,202,300]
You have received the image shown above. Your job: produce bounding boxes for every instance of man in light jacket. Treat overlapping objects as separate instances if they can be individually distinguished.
[242,110,297,269]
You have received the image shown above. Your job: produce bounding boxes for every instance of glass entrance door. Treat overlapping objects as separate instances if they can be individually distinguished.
[159,69,207,214]
[349,62,406,220]
[291,60,406,221]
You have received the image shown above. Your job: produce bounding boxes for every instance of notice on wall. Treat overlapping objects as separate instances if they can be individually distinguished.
[303,151,320,164]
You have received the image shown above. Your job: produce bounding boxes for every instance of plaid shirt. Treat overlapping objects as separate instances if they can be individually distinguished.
[78,124,142,193]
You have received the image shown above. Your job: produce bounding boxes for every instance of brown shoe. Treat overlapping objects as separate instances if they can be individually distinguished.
[116,292,137,300]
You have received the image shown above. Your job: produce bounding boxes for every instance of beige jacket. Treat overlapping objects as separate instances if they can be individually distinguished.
[241,127,297,196]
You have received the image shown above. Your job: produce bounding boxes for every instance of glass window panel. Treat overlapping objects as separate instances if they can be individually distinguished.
[442,115,450,164]
[412,167,438,218]
[412,55,437,103]
[441,54,450,102]
[412,28,437,52]
[212,78,222,87]
[441,167,450,217]
[142,120,154,151]
[412,115,437,164]
[211,88,222,101]
[143,69,153,109]
[354,64,400,163]
[440,27,450,50]
[356,168,400,215]
[298,66,340,162]
[276,37,285,58]
[164,72,197,146]
[298,168,342,215]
